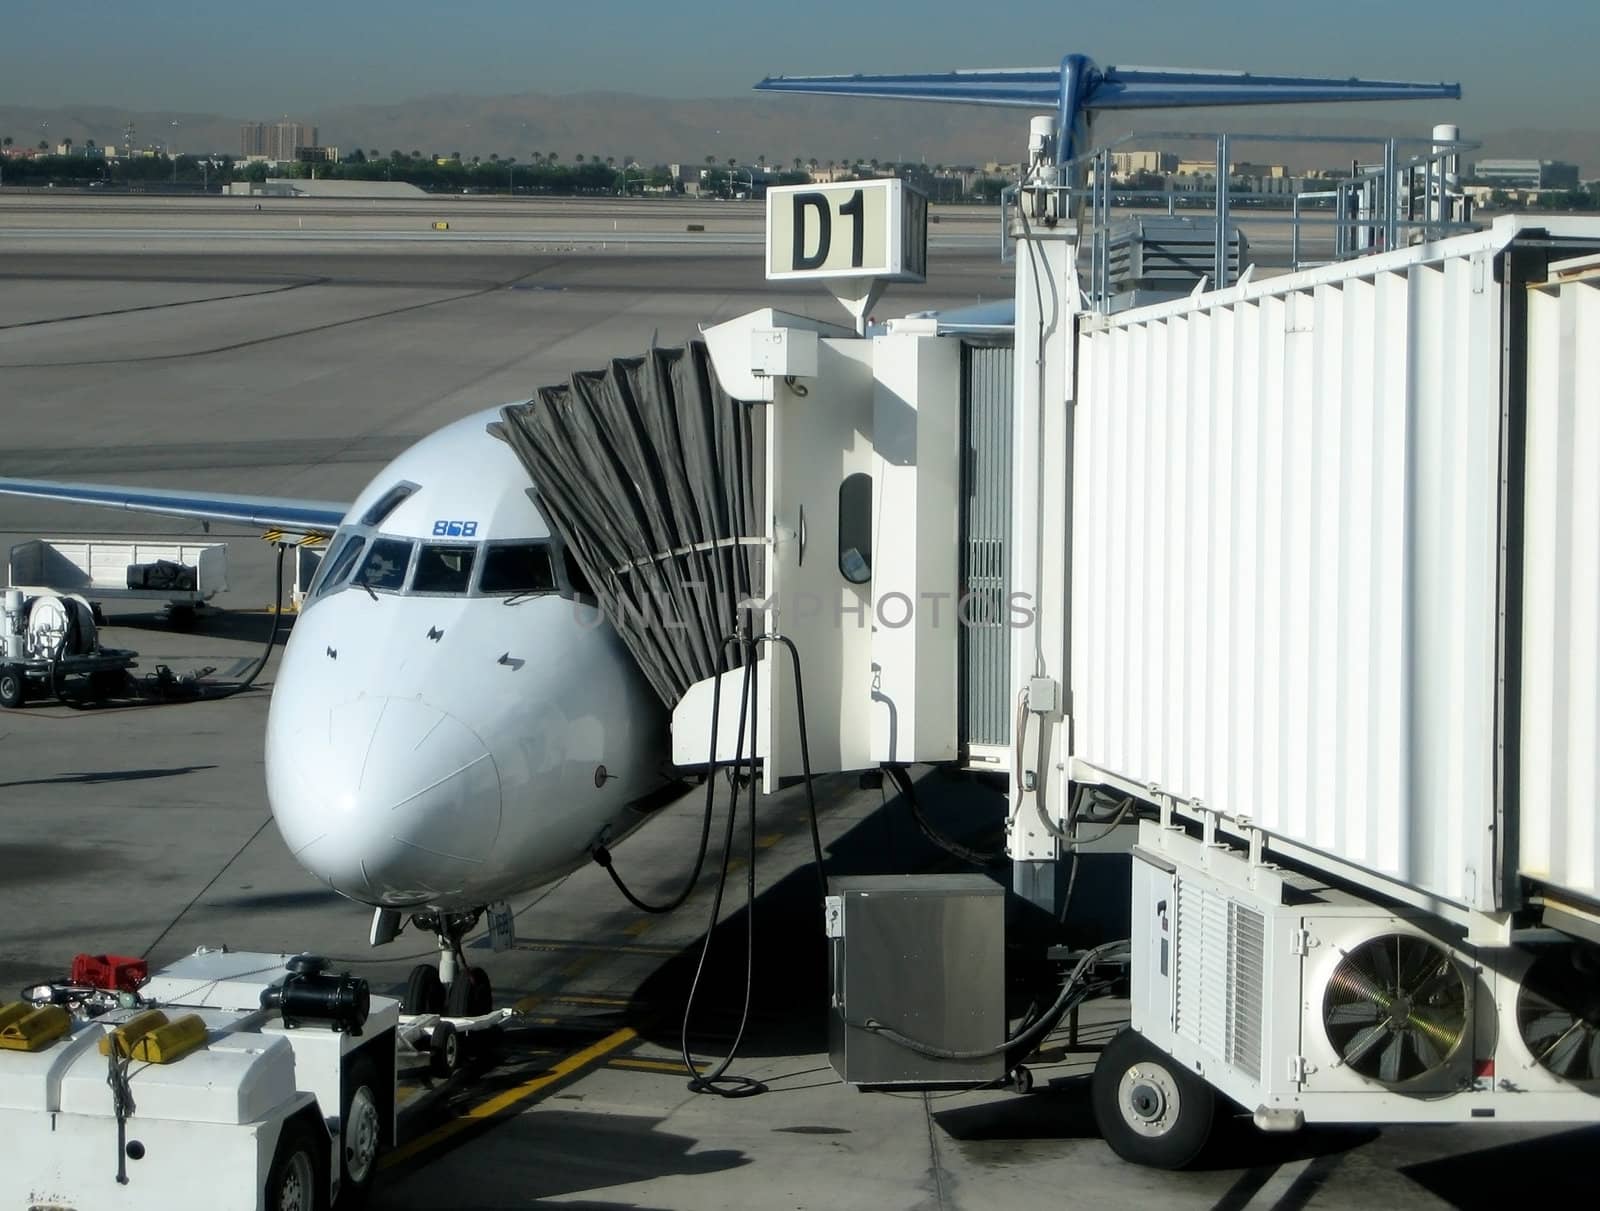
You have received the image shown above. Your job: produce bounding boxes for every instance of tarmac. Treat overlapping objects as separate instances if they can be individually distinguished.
[0,195,1592,1210]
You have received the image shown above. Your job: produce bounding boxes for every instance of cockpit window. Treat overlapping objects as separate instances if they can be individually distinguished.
[479,543,557,595]
[355,537,413,592]
[310,533,365,600]
[561,546,596,599]
[359,481,418,528]
[413,544,476,594]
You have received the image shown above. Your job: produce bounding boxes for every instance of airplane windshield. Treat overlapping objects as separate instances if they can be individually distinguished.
[355,538,413,592]
[479,543,557,595]
[309,533,365,601]
[412,544,476,594]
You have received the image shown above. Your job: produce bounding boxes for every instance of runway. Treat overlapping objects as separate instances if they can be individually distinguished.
[0,196,1592,1211]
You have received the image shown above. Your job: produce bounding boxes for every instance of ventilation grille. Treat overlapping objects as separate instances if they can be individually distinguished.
[1175,881,1265,1081]
[958,342,1013,749]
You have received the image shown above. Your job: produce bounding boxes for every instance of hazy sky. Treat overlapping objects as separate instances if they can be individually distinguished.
[6,0,1595,129]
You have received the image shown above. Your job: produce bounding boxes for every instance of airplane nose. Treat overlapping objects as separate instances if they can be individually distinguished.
[268,696,503,905]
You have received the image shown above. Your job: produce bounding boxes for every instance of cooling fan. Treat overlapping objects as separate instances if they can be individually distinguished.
[1516,946,1600,1087]
[1321,933,1470,1087]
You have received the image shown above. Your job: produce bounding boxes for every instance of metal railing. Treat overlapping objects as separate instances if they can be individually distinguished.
[1007,129,1481,312]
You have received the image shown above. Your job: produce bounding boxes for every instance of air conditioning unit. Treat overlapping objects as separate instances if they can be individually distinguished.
[1124,822,1600,1135]
[1493,941,1600,1096]
[1297,918,1477,1098]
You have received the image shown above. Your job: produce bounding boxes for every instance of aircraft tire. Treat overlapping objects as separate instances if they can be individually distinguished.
[404,964,444,1016]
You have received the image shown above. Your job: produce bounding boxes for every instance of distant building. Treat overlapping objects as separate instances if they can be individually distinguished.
[1473,158,1580,190]
[296,146,340,163]
[1110,151,1179,176]
[240,122,269,159]
[272,121,317,161]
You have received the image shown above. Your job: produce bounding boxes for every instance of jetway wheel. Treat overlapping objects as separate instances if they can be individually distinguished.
[0,665,23,709]
[1092,1028,1215,1169]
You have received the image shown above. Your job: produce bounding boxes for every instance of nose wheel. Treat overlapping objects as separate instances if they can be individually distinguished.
[403,909,494,1018]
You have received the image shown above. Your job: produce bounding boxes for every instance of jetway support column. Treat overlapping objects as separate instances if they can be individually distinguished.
[1007,217,1079,915]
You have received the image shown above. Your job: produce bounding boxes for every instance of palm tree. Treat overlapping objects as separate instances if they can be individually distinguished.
[488,152,499,162]
[2,137,12,149]
[390,148,403,161]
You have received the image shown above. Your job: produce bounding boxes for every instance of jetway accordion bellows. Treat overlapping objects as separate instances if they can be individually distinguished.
[499,341,764,708]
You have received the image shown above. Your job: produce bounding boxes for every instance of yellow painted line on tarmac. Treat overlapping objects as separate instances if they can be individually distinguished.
[512,993,544,1015]
[610,1056,702,1075]
[758,832,784,849]
[555,993,628,1007]
[381,1027,638,1170]
[623,918,654,938]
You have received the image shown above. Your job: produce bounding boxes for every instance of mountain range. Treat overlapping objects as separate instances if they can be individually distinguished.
[3,91,1596,176]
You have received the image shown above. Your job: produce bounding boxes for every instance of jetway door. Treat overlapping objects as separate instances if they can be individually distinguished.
[960,342,1014,757]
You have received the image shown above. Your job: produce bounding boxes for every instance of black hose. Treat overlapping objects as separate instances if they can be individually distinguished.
[885,764,1006,867]
[765,633,828,904]
[679,637,767,1097]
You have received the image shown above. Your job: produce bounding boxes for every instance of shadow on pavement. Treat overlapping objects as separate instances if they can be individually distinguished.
[377,1107,747,1210]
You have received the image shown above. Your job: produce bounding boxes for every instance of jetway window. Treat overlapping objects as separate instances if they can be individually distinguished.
[838,473,873,584]
[412,544,476,594]
[480,543,557,595]
[356,538,413,592]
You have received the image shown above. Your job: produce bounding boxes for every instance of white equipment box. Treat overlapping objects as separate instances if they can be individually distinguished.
[9,538,228,609]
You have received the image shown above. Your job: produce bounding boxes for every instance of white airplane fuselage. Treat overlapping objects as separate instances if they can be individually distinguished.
[265,408,672,912]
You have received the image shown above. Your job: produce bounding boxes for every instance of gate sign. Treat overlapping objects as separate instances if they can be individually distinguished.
[766,178,927,283]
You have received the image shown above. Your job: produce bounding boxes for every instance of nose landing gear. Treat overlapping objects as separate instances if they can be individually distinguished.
[401,909,494,1018]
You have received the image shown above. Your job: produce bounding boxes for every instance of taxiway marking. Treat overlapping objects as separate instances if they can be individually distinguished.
[381,1026,638,1169]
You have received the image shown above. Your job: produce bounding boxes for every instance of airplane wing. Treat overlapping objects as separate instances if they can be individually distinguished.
[0,478,349,536]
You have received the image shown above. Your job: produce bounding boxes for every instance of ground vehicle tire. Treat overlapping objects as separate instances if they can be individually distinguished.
[0,665,24,709]
[445,965,492,1017]
[265,1119,326,1211]
[1091,1027,1215,1169]
[403,964,444,1015]
[337,1054,384,1206]
[429,1020,461,1077]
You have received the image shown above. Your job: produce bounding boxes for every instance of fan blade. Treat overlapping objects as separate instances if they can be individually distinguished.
[1379,1030,1407,1083]
[1341,1022,1391,1068]
[1403,1007,1466,1054]
[1407,1024,1445,1073]
[1327,960,1392,1010]
[1535,1018,1588,1072]
[1326,1000,1383,1026]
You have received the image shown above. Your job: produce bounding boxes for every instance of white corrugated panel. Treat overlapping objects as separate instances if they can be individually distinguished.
[1520,274,1600,903]
[1073,248,1503,911]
